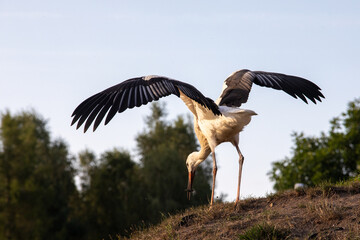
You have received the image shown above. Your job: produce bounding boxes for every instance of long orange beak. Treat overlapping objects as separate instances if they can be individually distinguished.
[186,171,195,200]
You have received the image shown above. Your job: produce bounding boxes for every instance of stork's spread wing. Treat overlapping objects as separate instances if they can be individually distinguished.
[71,76,220,132]
[217,69,325,107]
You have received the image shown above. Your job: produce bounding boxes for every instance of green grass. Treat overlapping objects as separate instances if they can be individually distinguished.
[238,223,290,240]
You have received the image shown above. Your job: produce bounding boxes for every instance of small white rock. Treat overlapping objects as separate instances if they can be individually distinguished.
[294,183,306,190]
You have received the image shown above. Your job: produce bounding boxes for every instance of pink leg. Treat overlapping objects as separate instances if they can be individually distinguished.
[234,144,244,207]
[210,152,217,207]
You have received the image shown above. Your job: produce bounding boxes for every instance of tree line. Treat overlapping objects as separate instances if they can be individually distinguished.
[269,98,360,190]
[0,103,212,240]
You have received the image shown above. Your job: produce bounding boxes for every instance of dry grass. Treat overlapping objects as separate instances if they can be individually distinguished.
[126,178,360,240]
[307,199,344,222]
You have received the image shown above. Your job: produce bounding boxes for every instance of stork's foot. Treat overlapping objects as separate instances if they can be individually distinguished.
[233,200,239,210]
[208,202,214,210]
[185,188,193,200]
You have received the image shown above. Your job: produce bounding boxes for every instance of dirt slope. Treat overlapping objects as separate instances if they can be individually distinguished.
[128,181,360,240]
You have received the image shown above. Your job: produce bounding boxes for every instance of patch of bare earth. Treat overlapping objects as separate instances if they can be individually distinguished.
[128,182,360,239]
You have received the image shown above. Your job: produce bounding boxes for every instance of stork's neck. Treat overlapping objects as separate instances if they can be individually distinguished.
[197,144,211,160]
[188,143,211,171]
[194,118,212,160]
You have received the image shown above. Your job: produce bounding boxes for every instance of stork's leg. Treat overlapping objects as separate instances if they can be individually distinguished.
[234,144,244,207]
[210,151,217,207]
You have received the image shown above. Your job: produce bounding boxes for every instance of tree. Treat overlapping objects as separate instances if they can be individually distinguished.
[78,149,146,239]
[0,110,78,240]
[136,103,212,221]
[269,99,360,191]
[0,104,214,239]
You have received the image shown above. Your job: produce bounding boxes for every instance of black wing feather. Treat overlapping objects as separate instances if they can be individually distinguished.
[75,93,109,129]
[149,84,161,99]
[72,76,220,132]
[265,74,307,102]
[85,94,113,132]
[254,71,324,104]
[118,88,130,113]
[127,87,135,109]
[71,92,104,125]
[102,92,121,127]
[218,69,324,107]
[137,85,144,106]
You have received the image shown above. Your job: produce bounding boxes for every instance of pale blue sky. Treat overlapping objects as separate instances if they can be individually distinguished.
[1,1,359,201]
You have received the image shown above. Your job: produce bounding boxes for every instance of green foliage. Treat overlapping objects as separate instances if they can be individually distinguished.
[269,99,360,191]
[77,149,146,239]
[0,110,78,240]
[238,223,290,240]
[0,103,213,239]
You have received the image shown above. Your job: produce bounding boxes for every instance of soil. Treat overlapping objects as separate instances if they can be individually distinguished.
[128,182,360,239]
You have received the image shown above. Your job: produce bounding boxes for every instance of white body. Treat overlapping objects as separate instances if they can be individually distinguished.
[185,100,257,206]
[180,91,257,165]
[197,106,256,150]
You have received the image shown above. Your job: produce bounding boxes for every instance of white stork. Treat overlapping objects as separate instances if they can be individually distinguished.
[71,69,324,207]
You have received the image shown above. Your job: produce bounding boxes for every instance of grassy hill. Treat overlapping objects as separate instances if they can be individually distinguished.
[125,178,360,239]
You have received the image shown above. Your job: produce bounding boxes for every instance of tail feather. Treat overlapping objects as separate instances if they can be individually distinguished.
[219,106,257,116]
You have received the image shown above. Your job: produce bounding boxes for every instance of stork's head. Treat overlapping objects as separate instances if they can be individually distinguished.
[185,152,203,200]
